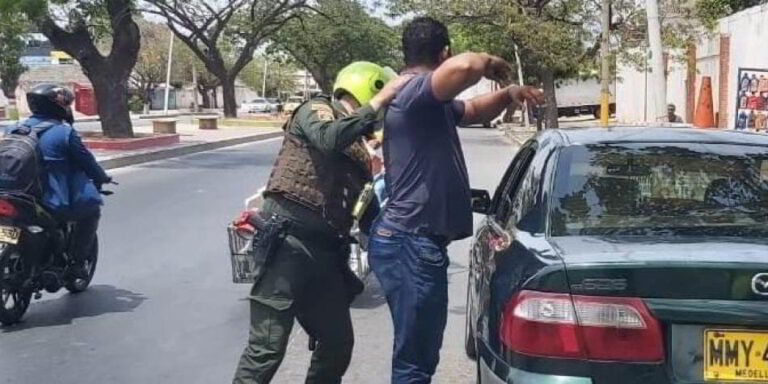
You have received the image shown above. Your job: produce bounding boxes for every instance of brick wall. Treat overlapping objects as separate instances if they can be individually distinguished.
[718,35,730,128]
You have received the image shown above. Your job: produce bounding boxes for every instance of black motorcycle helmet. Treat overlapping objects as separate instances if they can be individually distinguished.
[26,83,75,123]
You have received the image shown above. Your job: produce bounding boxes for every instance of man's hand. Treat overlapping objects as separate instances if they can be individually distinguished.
[483,54,514,84]
[370,74,414,111]
[508,86,546,107]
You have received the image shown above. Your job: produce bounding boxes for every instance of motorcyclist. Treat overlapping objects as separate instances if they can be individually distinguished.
[20,84,111,279]
[232,62,411,384]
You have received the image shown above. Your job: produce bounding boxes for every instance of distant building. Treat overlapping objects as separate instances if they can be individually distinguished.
[20,33,74,67]
[15,64,95,117]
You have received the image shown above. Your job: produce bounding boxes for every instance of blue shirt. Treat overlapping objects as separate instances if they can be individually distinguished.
[381,73,473,241]
[10,116,108,217]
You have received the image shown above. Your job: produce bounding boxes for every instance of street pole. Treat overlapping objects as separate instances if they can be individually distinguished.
[513,43,529,129]
[646,0,667,123]
[163,33,175,115]
[192,64,199,113]
[600,0,611,126]
[262,58,268,97]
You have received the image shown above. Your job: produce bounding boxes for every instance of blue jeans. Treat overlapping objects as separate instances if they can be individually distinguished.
[368,220,449,384]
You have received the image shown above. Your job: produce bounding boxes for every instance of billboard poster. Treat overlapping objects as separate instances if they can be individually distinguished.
[735,68,768,131]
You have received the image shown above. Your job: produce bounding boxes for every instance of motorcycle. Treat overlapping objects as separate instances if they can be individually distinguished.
[0,184,114,326]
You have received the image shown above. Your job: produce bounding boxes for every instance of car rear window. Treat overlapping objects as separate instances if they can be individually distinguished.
[550,143,768,237]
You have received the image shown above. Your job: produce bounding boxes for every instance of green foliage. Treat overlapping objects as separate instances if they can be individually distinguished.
[694,0,765,30]
[0,17,29,99]
[271,0,400,93]
[389,0,593,82]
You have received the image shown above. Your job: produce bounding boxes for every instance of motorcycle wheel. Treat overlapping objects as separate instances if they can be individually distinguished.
[65,237,98,294]
[0,246,32,326]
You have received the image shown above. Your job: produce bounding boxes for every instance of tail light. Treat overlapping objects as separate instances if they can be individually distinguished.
[0,199,18,218]
[500,290,664,362]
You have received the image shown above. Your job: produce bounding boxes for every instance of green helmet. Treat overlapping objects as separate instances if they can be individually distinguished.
[333,61,397,105]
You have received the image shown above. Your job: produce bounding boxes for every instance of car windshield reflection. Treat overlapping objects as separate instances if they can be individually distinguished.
[550,143,768,237]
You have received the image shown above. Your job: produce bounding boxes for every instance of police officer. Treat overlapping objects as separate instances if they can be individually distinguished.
[233,62,410,384]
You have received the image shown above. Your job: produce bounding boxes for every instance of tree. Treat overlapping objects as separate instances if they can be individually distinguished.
[145,0,308,117]
[389,0,642,128]
[131,20,172,112]
[239,55,299,98]
[0,0,141,138]
[694,0,766,29]
[0,17,28,120]
[172,42,222,109]
[271,0,400,93]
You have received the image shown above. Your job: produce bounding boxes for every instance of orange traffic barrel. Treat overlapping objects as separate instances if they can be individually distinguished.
[694,76,715,128]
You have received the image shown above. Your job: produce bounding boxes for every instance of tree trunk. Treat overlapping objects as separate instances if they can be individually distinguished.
[541,69,559,129]
[6,97,18,120]
[1,75,21,120]
[91,73,134,138]
[222,77,238,117]
[39,0,140,138]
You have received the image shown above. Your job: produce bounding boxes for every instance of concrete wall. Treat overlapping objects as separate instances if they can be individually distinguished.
[616,49,688,123]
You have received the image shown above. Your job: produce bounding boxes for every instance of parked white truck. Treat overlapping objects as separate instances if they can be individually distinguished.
[555,77,616,118]
[455,77,617,125]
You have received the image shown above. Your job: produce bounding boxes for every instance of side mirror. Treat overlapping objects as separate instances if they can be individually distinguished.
[471,189,492,215]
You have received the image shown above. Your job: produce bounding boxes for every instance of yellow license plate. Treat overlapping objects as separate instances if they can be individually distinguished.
[705,330,768,382]
[0,225,21,245]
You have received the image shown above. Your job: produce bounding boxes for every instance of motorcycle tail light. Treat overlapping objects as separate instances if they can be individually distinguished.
[0,199,18,218]
[500,290,664,362]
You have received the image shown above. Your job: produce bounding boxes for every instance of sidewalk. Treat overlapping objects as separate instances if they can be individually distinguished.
[500,116,618,146]
[93,122,282,170]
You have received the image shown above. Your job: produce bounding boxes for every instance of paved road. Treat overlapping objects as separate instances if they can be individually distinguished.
[0,128,518,384]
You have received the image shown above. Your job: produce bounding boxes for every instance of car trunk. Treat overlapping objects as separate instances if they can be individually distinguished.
[551,236,768,383]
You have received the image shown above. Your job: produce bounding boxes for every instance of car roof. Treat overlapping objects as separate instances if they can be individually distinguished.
[541,127,768,147]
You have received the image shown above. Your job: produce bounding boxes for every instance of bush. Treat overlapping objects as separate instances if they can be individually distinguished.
[128,95,145,113]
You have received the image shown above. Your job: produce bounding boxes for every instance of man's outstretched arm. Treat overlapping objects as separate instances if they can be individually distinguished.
[431,52,513,102]
[461,86,546,126]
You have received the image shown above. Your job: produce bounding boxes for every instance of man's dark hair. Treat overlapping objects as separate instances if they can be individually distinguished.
[402,17,450,68]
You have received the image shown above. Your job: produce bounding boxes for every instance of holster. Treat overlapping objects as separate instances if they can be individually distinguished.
[246,212,291,285]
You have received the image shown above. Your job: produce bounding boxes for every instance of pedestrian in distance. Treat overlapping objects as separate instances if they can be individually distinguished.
[232,61,412,384]
[367,17,545,384]
[668,103,684,123]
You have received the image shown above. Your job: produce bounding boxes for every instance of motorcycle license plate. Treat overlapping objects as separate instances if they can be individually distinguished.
[0,225,21,245]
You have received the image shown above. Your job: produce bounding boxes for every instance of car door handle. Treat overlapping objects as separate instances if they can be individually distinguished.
[487,219,512,252]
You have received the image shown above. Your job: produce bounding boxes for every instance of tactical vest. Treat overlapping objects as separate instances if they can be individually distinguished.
[265,99,372,234]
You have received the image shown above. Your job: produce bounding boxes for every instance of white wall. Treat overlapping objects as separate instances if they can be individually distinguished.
[718,5,768,129]
[616,49,688,123]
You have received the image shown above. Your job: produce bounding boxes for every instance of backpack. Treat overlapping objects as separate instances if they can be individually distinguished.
[0,120,55,197]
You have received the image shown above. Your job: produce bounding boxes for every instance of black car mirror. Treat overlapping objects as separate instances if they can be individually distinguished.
[471,189,492,215]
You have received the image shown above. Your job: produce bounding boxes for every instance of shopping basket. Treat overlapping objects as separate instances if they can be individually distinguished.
[227,224,259,284]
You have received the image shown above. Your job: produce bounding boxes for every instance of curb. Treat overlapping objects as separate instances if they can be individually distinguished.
[98,131,283,170]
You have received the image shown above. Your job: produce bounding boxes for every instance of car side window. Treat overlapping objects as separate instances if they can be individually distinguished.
[494,146,536,224]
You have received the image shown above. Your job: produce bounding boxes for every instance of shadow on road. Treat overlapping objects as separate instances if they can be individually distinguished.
[0,285,146,333]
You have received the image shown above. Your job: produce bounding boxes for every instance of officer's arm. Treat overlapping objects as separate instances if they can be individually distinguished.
[67,130,110,184]
[296,102,378,154]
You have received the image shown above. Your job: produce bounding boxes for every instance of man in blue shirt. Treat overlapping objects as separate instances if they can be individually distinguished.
[368,17,544,383]
[17,84,111,279]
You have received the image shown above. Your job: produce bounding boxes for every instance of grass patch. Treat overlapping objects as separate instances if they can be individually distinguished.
[219,119,285,128]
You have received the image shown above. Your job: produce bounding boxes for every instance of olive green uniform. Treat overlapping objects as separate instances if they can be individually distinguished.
[233,98,379,384]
